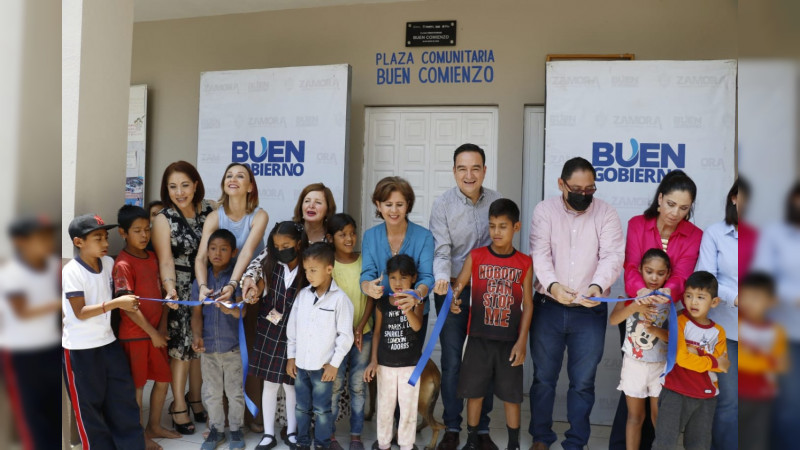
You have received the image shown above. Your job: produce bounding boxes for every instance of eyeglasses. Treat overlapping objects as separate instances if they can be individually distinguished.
[563,180,597,195]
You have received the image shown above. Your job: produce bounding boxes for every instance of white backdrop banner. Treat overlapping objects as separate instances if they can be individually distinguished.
[543,59,737,425]
[197,64,351,224]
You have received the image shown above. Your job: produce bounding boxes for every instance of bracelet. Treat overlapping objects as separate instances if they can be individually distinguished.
[162,277,175,284]
[102,301,106,313]
[199,283,208,289]
[547,282,558,294]
[227,280,239,289]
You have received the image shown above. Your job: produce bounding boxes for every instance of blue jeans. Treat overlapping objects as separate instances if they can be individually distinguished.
[711,339,737,450]
[296,368,334,448]
[435,289,493,433]
[529,294,606,450]
[772,341,800,450]
[332,332,372,435]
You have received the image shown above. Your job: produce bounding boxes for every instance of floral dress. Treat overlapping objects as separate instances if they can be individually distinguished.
[160,200,214,360]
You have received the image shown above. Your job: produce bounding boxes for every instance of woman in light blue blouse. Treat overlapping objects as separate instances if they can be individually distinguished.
[360,176,434,339]
[695,178,740,450]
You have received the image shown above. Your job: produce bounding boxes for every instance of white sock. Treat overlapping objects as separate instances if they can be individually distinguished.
[261,381,281,445]
[283,383,297,443]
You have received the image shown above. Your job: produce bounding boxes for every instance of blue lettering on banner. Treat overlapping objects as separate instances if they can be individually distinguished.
[592,138,685,183]
[375,49,495,85]
[231,137,305,176]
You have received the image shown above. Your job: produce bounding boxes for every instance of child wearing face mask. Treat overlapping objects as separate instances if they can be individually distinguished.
[250,221,310,450]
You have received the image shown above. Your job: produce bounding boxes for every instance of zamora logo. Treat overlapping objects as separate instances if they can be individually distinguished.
[231,137,305,176]
[592,138,685,183]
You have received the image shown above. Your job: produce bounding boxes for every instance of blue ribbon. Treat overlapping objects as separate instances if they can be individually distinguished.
[403,288,453,387]
[139,297,259,416]
[584,290,678,377]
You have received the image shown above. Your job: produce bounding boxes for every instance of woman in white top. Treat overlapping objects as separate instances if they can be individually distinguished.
[195,163,269,303]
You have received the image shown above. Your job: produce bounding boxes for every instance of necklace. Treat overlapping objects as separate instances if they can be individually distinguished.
[388,233,405,256]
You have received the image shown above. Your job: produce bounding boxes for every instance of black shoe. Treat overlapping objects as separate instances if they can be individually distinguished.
[256,434,278,450]
[478,435,499,450]
[284,432,298,450]
[461,442,479,450]
[438,431,460,450]
[167,401,195,435]
[186,393,208,423]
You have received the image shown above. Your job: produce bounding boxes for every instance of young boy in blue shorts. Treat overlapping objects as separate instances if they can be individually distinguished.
[62,213,145,449]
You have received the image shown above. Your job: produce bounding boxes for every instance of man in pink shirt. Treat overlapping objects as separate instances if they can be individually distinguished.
[527,157,625,450]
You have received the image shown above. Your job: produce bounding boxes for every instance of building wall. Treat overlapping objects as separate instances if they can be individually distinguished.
[131,0,736,224]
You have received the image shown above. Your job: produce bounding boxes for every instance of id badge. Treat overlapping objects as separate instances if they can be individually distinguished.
[266,308,283,325]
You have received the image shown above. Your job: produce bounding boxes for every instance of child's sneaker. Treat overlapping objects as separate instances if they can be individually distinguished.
[201,428,226,450]
[229,429,245,449]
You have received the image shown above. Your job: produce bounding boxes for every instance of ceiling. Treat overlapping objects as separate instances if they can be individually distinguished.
[134,0,422,22]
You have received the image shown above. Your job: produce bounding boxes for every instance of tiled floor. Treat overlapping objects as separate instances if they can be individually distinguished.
[145,384,616,450]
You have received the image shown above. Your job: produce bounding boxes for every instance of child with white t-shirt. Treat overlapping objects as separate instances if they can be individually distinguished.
[1,216,62,449]
[61,213,145,450]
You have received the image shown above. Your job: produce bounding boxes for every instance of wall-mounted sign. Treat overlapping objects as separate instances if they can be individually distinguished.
[406,21,456,47]
[375,49,495,85]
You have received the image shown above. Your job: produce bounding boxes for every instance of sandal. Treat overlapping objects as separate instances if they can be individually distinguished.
[168,401,195,435]
[256,433,278,450]
[284,432,298,450]
[185,393,208,423]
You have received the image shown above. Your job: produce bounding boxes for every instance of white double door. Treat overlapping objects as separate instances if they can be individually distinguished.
[361,107,499,231]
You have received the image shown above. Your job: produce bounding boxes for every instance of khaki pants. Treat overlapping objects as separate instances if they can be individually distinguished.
[201,350,244,432]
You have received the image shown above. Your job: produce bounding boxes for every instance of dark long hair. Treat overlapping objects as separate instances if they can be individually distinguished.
[261,221,309,293]
[159,161,205,211]
[724,178,740,226]
[643,170,697,220]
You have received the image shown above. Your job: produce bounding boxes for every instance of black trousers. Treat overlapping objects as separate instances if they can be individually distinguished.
[62,341,145,450]
[3,346,62,450]
[609,322,656,450]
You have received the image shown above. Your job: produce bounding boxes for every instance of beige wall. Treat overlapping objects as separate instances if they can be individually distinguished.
[131,0,736,224]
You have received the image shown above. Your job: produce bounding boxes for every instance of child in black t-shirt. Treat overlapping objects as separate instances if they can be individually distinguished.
[364,254,424,450]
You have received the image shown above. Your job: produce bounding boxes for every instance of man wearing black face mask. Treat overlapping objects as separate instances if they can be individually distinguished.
[526,157,625,450]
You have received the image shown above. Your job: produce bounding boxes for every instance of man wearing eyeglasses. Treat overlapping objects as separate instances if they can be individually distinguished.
[527,157,624,450]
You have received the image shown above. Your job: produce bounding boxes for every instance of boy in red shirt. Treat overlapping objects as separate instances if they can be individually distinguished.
[652,271,730,450]
[113,205,181,447]
[436,198,534,450]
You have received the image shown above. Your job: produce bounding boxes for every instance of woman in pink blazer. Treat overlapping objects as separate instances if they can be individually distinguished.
[609,170,702,450]
[624,170,702,302]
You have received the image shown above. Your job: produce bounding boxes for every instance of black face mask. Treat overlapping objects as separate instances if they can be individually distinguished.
[275,247,298,264]
[566,191,593,211]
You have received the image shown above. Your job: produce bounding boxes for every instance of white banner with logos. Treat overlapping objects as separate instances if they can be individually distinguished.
[543,60,736,425]
[197,64,351,224]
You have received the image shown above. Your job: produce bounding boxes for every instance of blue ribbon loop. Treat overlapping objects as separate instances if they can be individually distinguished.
[139,297,259,416]
[405,288,453,387]
[585,290,678,377]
